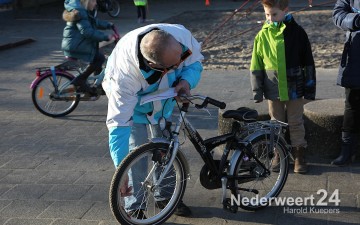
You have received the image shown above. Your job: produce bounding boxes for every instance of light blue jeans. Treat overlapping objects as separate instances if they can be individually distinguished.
[125,123,174,210]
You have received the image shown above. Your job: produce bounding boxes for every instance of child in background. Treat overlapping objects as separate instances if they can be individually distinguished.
[62,0,115,96]
[249,0,316,173]
[134,0,147,23]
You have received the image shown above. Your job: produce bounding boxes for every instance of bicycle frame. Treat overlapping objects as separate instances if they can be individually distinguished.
[182,113,236,176]
[181,107,291,182]
[150,97,291,190]
[150,98,236,187]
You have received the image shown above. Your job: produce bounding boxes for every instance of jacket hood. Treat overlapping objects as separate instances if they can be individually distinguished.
[63,0,89,22]
[64,0,84,11]
[63,9,81,22]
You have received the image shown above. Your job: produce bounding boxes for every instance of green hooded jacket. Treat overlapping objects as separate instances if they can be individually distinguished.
[250,15,316,102]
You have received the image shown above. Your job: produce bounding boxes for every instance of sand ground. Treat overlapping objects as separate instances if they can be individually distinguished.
[165,8,344,70]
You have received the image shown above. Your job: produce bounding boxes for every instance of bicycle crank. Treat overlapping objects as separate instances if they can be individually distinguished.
[49,92,76,101]
[238,187,259,194]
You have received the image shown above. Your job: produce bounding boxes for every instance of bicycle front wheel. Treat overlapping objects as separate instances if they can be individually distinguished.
[231,134,289,211]
[31,73,79,117]
[109,143,188,225]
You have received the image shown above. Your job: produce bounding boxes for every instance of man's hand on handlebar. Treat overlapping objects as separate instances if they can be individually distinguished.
[174,80,191,103]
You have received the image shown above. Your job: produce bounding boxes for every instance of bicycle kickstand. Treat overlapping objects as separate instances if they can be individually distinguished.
[221,177,238,213]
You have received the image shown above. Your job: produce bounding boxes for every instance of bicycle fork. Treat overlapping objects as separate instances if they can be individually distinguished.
[144,110,186,190]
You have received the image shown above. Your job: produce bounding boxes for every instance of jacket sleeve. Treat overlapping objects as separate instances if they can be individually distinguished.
[178,61,202,89]
[96,18,113,30]
[301,29,316,100]
[333,0,360,31]
[109,126,131,167]
[105,73,141,128]
[76,17,109,42]
[250,37,265,102]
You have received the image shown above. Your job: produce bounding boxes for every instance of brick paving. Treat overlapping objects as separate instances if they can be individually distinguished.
[0,1,359,224]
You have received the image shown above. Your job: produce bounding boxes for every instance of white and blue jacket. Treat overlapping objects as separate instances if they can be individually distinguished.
[102,23,204,166]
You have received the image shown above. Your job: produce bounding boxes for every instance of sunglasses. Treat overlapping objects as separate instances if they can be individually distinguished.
[146,49,192,74]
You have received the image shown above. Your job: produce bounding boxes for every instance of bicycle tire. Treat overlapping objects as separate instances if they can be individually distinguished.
[107,0,120,17]
[31,73,80,117]
[109,142,187,225]
[230,133,289,211]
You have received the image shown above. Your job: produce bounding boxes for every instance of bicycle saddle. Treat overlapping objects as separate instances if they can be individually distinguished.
[222,107,258,122]
[55,57,87,71]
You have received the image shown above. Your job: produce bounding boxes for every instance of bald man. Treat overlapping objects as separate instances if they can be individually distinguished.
[102,24,204,217]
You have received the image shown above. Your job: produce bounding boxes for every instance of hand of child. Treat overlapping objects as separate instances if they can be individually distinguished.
[108,34,115,41]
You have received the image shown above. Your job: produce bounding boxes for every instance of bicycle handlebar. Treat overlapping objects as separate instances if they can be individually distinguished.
[180,95,226,109]
[204,97,227,109]
[99,26,120,48]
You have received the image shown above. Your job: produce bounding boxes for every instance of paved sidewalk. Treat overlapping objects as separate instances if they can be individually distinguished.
[0,0,359,225]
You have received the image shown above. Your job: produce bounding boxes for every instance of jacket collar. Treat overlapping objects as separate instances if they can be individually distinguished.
[262,14,293,35]
[263,14,293,28]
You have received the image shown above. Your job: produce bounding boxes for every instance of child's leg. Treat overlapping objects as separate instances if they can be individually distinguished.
[140,6,146,20]
[286,98,307,173]
[267,99,286,122]
[92,51,105,75]
[137,6,141,19]
[286,98,306,148]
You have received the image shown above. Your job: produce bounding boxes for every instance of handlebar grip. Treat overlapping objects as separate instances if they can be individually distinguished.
[206,97,226,109]
[111,26,120,40]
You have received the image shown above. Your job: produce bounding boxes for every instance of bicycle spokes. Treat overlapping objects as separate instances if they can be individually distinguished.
[31,73,79,117]
[110,143,187,224]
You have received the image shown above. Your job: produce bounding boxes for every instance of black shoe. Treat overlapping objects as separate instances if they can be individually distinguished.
[86,86,98,97]
[331,145,353,167]
[156,200,192,217]
[77,84,98,97]
[174,201,192,217]
[71,77,97,96]
[97,86,106,95]
[128,209,146,219]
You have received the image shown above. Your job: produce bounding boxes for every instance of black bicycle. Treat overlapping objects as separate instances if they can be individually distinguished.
[109,95,291,225]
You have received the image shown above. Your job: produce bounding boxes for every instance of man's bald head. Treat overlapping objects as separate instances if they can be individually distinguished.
[140,29,179,65]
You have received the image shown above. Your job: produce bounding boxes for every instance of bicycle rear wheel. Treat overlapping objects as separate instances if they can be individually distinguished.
[230,134,289,211]
[31,73,79,117]
[109,143,188,225]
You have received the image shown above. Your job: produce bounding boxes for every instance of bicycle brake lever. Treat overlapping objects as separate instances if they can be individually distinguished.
[199,107,211,116]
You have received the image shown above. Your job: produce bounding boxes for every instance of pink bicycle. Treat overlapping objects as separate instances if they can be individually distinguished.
[30,28,119,117]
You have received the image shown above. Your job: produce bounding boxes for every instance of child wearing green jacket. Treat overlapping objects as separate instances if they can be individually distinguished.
[250,0,316,173]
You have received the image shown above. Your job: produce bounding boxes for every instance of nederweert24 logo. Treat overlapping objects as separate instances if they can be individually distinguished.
[231,189,341,214]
